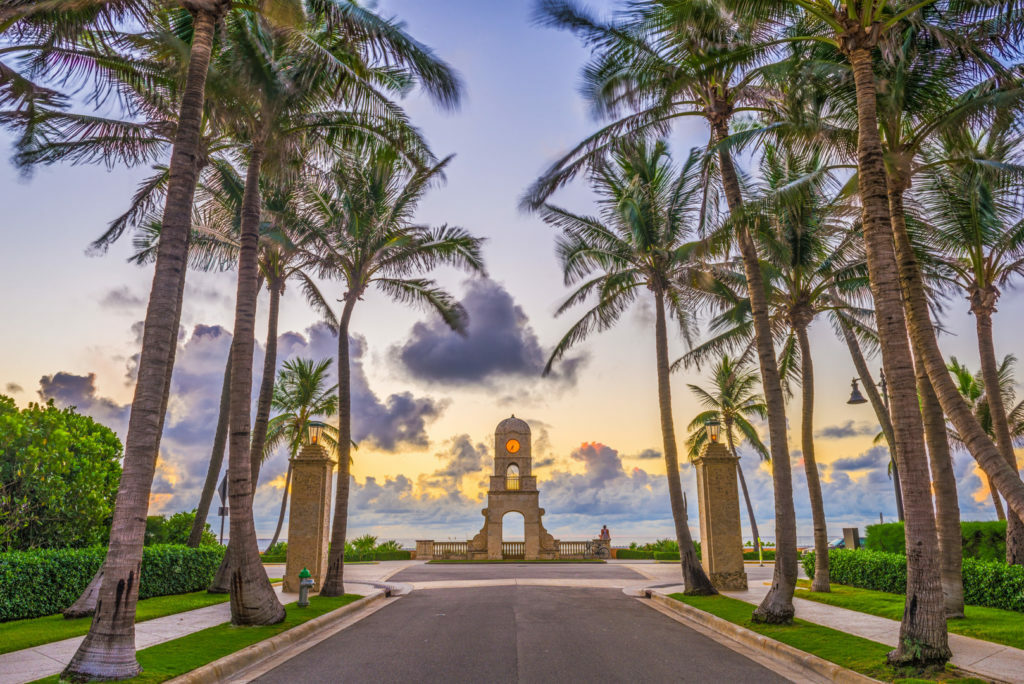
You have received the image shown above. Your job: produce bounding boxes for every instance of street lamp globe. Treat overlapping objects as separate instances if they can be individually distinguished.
[307,420,327,446]
[704,417,722,443]
[847,379,868,405]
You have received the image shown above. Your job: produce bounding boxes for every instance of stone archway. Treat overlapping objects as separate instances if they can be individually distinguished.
[467,416,557,560]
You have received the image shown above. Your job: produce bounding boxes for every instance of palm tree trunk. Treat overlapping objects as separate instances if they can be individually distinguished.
[972,307,1024,564]
[712,117,796,622]
[726,425,760,558]
[796,325,830,593]
[249,281,282,488]
[189,347,232,547]
[320,296,357,596]
[62,9,225,679]
[225,142,284,626]
[654,288,715,595]
[847,45,948,666]
[836,316,905,521]
[266,461,292,551]
[915,354,965,617]
[989,479,1007,520]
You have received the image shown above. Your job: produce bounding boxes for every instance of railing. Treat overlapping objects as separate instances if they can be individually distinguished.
[505,475,520,491]
[502,541,525,559]
[433,541,469,559]
[556,540,590,559]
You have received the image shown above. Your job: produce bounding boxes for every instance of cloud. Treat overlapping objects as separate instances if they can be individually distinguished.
[38,372,131,430]
[830,446,890,472]
[631,448,662,460]
[533,457,556,468]
[396,279,584,387]
[100,286,146,311]
[5,383,23,393]
[423,434,490,492]
[815,420,878,439]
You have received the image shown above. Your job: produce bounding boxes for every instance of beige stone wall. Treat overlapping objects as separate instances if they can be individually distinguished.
[694,441,748,591]
[283,444,334,592]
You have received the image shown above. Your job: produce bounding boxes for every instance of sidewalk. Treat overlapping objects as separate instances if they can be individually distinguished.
[1,561,418,684]
[652,572,1024,684]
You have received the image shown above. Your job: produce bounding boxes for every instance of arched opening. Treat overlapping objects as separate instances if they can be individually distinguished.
[501,511,525,559]
[505,463,520,491]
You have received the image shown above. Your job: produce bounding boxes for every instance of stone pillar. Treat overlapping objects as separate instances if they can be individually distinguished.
[693,441,748,590]
[843,527,861,550]
[283,443,334,593]
[415,540,434,560]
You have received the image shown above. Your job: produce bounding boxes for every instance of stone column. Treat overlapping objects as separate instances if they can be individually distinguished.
[283,443,335,593]
[415,540,434,560]
[693,441,748,590]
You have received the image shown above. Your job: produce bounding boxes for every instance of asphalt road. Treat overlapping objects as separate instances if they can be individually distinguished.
[254,586,788,684]
[388,562,647,582]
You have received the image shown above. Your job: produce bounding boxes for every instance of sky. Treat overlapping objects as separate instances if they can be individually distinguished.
[1,0,1019,546]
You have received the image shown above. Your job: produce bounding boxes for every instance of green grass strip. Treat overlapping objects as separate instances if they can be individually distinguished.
[33,594,361,684]
[795,580,1024,651]
[426,559,605,564]
[669,594,983,683]
[1,580,281,655]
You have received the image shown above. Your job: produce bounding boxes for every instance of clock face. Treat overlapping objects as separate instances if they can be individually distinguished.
[505,438,521,454]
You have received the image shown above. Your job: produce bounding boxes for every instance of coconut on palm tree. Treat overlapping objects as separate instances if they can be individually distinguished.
[684,355,768,561]
[263,357,340,551]
[538,139,716,595]
[305,151,485,596]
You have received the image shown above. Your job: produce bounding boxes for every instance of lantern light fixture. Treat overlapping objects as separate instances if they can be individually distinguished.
[704,417,721,444]
[847,379,868,405]
[307,420,327,446]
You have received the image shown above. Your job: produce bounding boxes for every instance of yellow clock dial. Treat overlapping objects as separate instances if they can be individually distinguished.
[505,438,520,454]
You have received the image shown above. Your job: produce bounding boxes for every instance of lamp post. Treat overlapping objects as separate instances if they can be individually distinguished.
[307,420,326,447]
[704,417,721,444]
[847,369,904,522]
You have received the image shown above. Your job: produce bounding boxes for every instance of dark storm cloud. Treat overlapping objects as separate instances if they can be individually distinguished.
[831,446,889,472]
[396,279,584,386]
[815,420,878,439]
[100,286,146,311]
[38,372,131,431]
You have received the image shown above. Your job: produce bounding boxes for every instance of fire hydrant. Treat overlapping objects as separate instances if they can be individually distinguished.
[297,567,314,608]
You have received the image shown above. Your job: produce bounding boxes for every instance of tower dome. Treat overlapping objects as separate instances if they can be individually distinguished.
[496,414,530,435]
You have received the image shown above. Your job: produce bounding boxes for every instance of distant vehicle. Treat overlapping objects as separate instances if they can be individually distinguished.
[828,538,845,549]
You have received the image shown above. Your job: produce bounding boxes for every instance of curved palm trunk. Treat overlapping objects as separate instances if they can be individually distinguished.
[712,119,797,622]
[189,347,232,548]
[266,461,292,551]
[655,289,715,595]
[989,479,1007,520]
[225,144,285,625]
[846,46,948,666]
[249,281,282,486]
[795,326,830,593]
[726,425,760,558]
[915,354,965,617]
[62,9,224,678]
[837,316,904,520]
[320,297,357,596]
[973,307,1024,565]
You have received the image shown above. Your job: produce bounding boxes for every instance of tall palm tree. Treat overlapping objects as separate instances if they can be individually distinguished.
[920,125,1024,564]
[263,357,340,550]
[306,152,485,596]
[530,0,797,622]
[684,355,768,560]
[539,140,716,595]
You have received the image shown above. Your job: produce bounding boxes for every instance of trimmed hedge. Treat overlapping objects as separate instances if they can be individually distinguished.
[864,521,1006,562]
[654,551,681,561]
[802,548,1024,613]
[743,550,776,561]
[614,549,654,559]
[0,544,225,622]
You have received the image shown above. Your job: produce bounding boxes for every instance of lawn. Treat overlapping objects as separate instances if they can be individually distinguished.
[1,579,282,655]
[32,594,362,684]
[669,593,985,683]
[426,559,605,563]
[795,580,1024,650]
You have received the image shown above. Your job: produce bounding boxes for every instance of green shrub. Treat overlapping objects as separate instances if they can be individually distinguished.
[261,541,287,562]
[803,548,1024,613]
[0,544,225,621]
[654,551,681,561]
[614,549,654,559]
[743,549,776,561]
[865,521,1007,561]
[145,510,217,547]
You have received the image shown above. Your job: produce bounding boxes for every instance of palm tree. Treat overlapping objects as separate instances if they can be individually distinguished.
[948,356,1024,521]
[306,152,485,596]
[684,355,768,560]
[263,357,340,550]
[919,124,1024,564]
[539,140,715,595]
[530,0,797,622]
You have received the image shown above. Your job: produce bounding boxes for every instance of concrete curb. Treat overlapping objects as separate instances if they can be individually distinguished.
[645,590,881,684]
[168,591,387,684]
